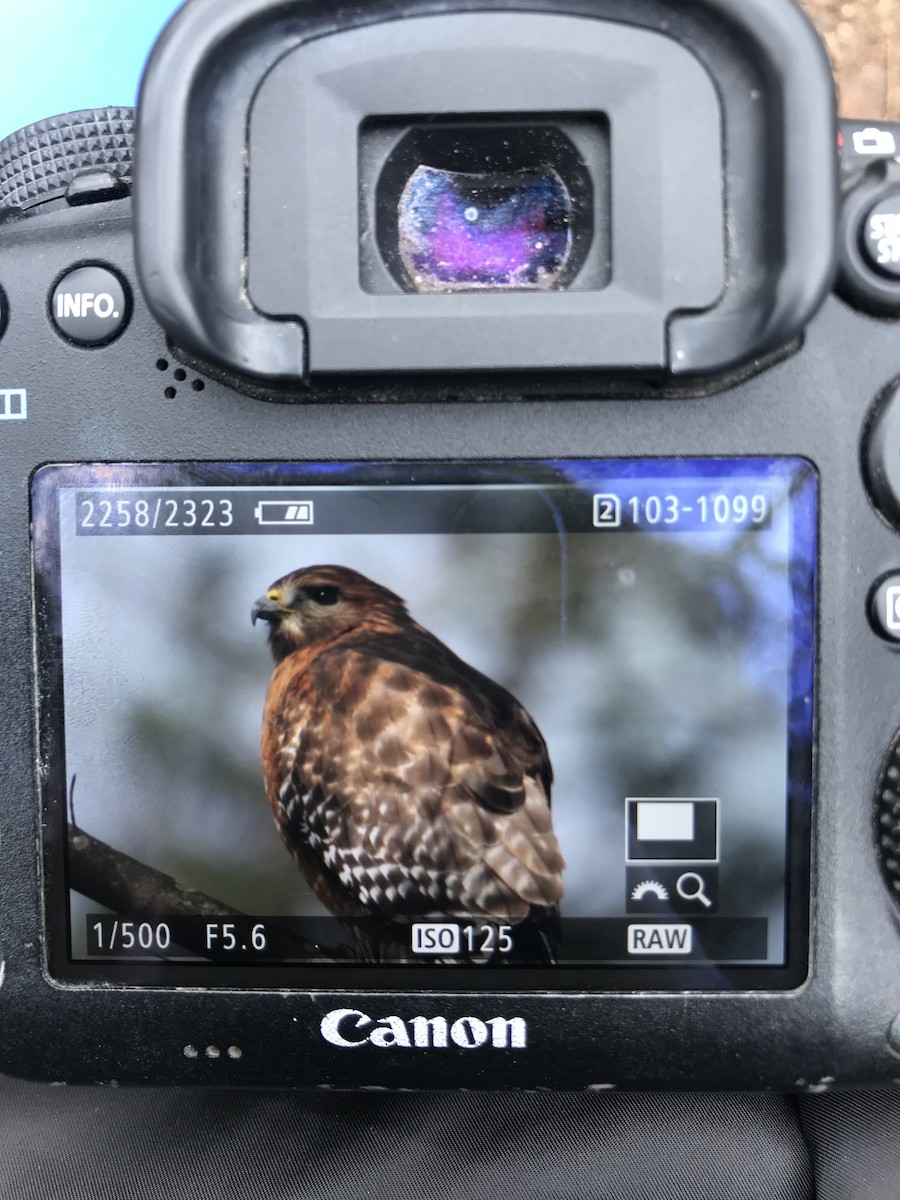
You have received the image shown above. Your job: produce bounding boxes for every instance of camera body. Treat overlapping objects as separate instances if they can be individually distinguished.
[2,0,900,1090]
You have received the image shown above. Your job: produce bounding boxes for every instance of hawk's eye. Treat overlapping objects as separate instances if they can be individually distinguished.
[304,585,340,607]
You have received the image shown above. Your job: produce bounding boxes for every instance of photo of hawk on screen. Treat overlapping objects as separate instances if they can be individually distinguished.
[252,565,564,961]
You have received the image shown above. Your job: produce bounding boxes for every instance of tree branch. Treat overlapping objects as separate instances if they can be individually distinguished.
[68,826,243,920]
[67,825,335,960]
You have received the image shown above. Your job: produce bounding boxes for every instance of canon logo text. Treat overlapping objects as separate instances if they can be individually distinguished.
[319,1008,528,1050]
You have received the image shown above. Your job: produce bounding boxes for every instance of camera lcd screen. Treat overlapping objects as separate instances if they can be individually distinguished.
[33,459,815,991]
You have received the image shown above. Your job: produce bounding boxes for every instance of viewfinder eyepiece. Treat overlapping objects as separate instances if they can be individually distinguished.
[364,118,599,295]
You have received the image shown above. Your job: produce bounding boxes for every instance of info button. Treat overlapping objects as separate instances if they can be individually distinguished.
[51,265,130,346]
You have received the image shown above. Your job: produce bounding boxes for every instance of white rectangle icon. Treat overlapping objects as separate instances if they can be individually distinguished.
[886,586,900,632]
[411,922,461,955]
[0,389,27,421]
[852,127,897,156]
[627,924,693,955]
[636,801,695,842]
[592,494,621,528]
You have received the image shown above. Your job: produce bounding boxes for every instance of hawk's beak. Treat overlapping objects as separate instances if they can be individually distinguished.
[252,595,282,626]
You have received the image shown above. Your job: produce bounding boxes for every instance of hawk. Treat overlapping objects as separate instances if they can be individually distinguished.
[252,565,564,961]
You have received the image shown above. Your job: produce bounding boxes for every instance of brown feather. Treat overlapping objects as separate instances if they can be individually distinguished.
[257,566,564,931]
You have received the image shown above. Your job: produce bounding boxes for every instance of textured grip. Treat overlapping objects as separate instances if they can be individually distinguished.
[876,734,900,904]
[0,107,135,213]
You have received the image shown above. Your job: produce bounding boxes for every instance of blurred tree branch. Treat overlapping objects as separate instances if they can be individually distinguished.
[69,826,245,921]
[67,826,332,959]
[802,0,900,120]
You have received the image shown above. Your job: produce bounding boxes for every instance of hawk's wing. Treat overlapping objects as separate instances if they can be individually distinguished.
[263,629,564,923]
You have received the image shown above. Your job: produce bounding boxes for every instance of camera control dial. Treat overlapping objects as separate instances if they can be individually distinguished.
[864,381,900,530]
[875,733,900,910]
[838,146,900,316]
[0,108,133,217]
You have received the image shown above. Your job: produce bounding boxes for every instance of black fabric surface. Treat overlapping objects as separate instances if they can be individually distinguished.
[798,1089,900,1200]
[4,1079,898,1200]
[0,1081,812,1200]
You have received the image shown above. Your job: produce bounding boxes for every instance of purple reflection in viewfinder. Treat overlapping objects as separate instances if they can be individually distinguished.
[398,165,573,292]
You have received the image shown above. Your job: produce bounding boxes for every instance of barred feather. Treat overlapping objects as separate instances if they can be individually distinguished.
[256,566,565,951]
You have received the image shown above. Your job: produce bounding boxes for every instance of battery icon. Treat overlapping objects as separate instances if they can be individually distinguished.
[254,500,315,526]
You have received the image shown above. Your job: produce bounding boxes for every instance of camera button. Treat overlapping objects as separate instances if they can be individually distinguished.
[862,192,900,280]
[869,574,900,644]
[50,264,130,346]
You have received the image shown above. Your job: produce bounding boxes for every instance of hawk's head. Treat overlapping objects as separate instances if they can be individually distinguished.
[252,565,410,661]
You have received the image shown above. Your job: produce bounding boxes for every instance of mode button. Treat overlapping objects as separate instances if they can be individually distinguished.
[51,265,129,346]
[869,574,900,644]
[863,192,900,279]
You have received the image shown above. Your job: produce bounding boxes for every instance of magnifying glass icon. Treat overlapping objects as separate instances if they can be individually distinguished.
[676,872,713,909]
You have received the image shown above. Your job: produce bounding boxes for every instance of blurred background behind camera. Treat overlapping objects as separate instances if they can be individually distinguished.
[0,1,898,140]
